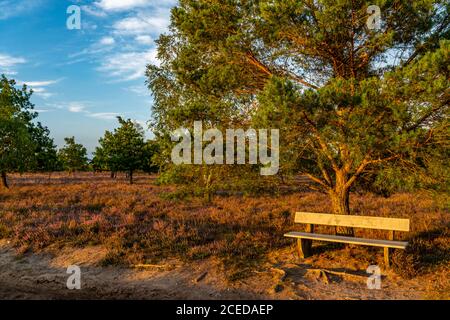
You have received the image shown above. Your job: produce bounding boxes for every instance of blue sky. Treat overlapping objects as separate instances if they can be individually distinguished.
[0,0,177,154]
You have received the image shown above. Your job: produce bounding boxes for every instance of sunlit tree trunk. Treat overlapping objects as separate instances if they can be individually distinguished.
[329,170,354,236]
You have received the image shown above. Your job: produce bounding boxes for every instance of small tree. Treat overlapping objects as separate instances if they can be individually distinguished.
[0,75,36,189]
[30,122,60,173]
[98,117,147,184]
[58,137,88,173]
[95,131,120,178]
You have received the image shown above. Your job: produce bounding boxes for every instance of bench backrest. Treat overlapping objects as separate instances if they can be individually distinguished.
[295,212,410,232]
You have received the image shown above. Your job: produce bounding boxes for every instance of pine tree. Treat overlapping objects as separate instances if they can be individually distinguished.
[30,122,60,173]
[58,137,88,173]
[96,117,147,184]
[0,75,36,188]
[147,0,449,234]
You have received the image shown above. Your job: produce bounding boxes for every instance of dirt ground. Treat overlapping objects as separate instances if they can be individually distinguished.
[1,239,447,300]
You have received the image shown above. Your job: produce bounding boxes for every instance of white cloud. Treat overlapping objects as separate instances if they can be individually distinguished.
[68,102,87,113]
[135,35,153,45]
[99,36,116,46]
[0,54,26,67]
[88,112,121,120]
[2,70,18,76]
[17,79,61,99]
[0,53,26,74]
[112,12,170,36]
[19,80,59,87]
[81,5,107,18]
[98,49,158,81]
[66,1,174,86]
[64,102,121,121]
[68,43,115,60]
[94,0,153,12]
[30,88,54,99]
[113,16,149,35]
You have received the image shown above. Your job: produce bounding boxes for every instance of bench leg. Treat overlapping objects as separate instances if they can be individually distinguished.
[297,238,312,258]
[384,247,391,268]
[384,231,395,268]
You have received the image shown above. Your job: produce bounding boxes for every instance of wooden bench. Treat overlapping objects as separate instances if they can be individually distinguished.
[284,212,410,267]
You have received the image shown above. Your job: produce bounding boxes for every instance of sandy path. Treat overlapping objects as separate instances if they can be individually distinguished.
[0,241,437,300]
[0,240,267,300]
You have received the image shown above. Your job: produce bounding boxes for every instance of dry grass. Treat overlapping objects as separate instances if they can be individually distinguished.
[0,172,448,281]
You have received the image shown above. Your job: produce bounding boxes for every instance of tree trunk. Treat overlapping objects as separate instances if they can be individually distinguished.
[1,172,9,189]
[129,170,133,185]
[329,174,354,236]
[203,169,213,202]
[330,188,350,215]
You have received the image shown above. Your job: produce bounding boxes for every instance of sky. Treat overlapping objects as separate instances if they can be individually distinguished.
[0,0,177,154]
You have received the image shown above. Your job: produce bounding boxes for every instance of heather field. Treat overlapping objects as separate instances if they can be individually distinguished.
[0,173,448,300]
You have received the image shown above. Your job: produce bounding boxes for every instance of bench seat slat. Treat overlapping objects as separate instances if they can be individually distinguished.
[295,212,410,232]
[284,232,408,249]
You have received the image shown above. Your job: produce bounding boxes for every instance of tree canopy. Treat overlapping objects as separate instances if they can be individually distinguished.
[0,75,59,188]
[30,122,60,173]
[93,117,155,184]
[58,137,89,173]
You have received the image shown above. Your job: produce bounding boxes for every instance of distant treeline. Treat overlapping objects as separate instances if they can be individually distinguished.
[0,75,159,188]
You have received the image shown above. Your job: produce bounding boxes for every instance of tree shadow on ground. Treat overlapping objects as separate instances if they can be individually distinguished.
[392,224,450,278]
